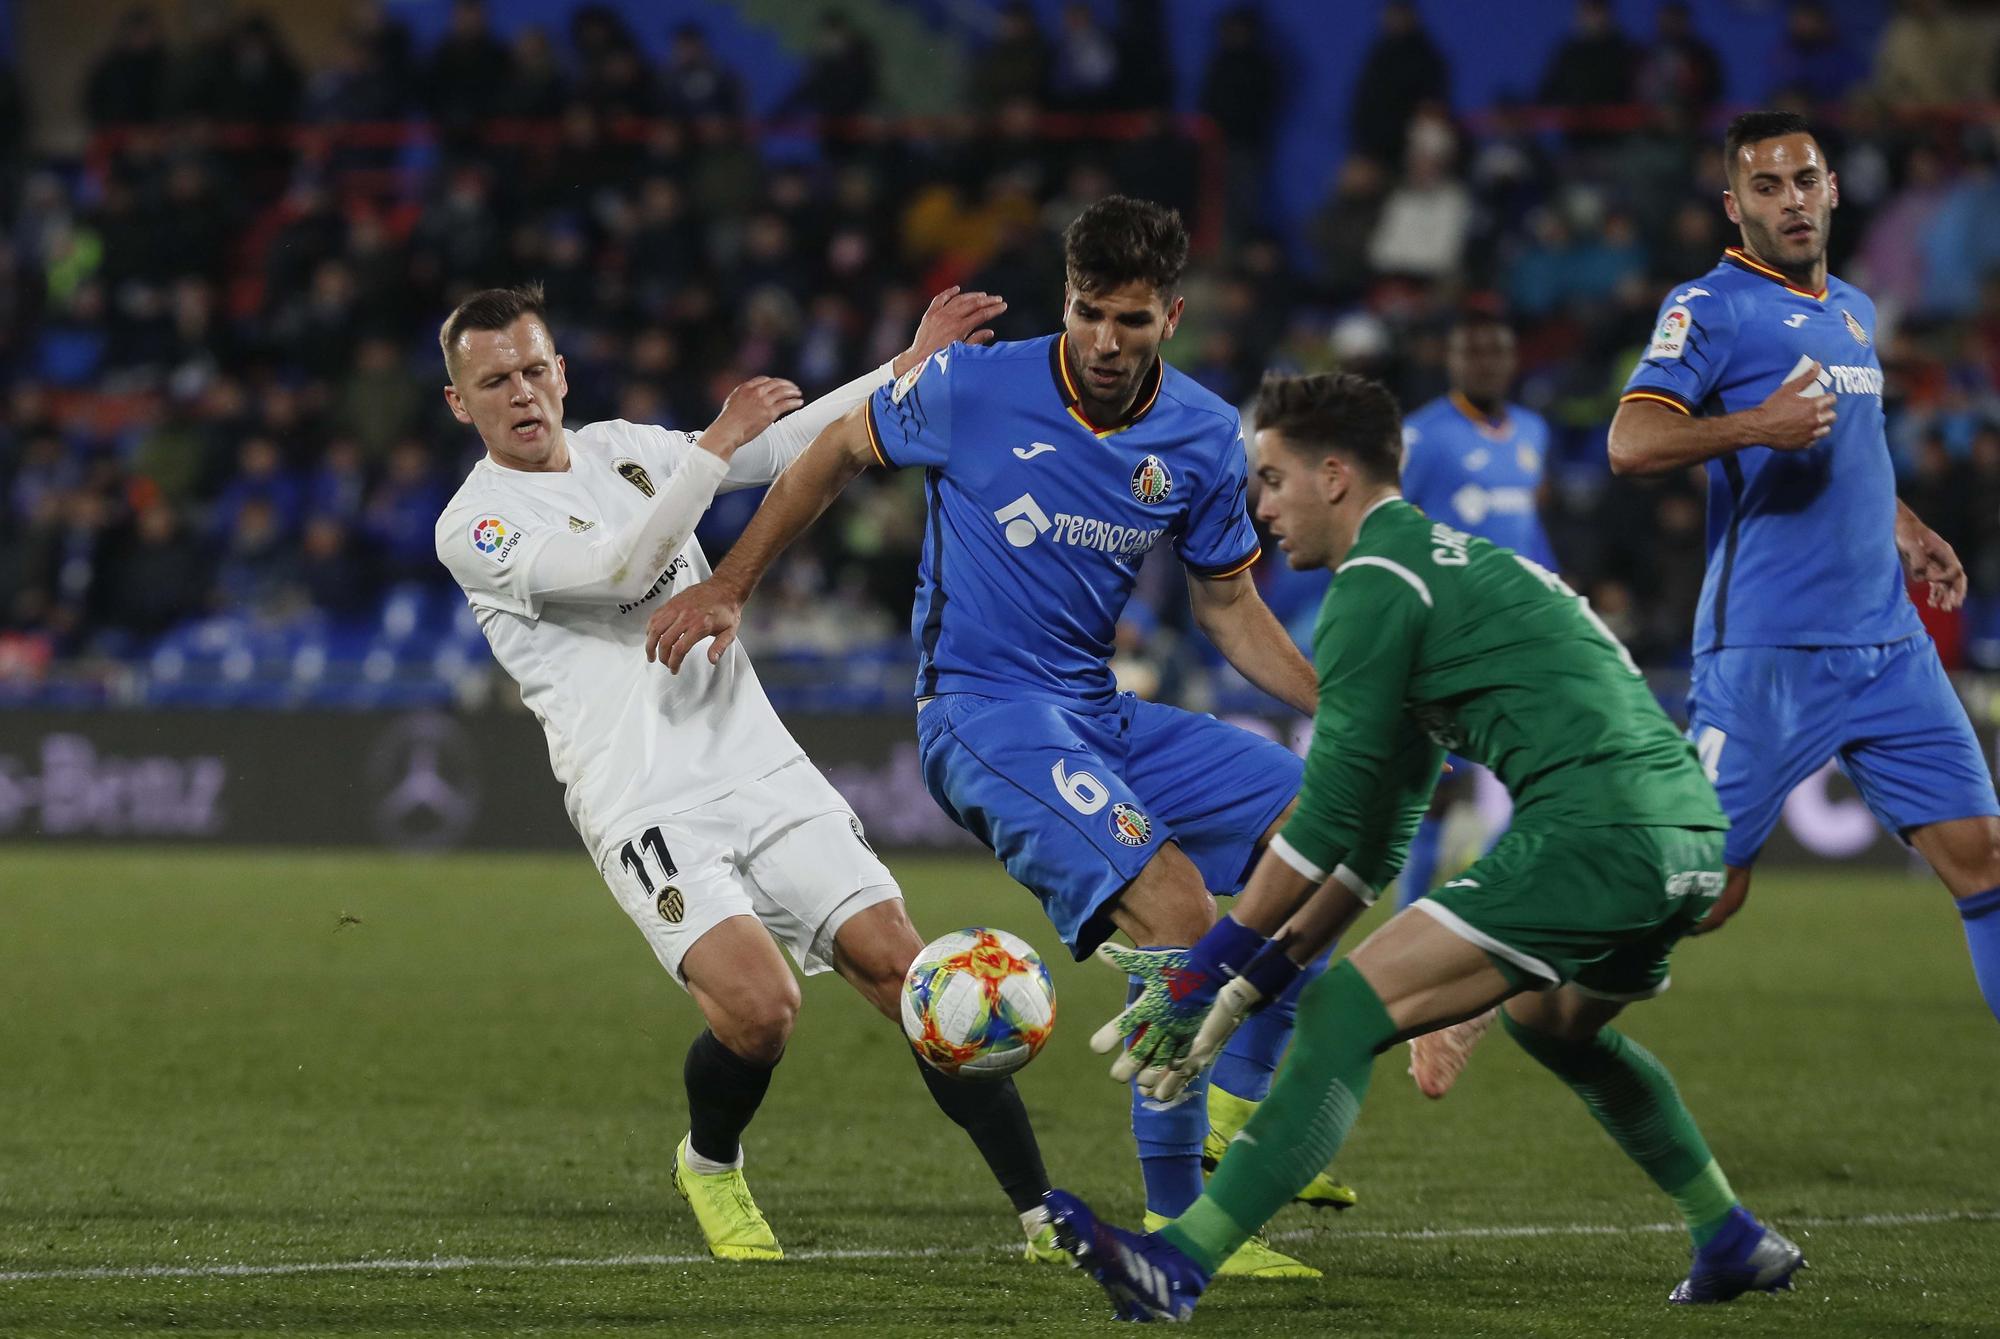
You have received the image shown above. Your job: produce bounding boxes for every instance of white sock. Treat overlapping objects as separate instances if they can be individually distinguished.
[683,1139,744,1175]
[1019,1203,1051,1237]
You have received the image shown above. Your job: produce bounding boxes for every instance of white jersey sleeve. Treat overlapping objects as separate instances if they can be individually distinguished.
[705,360,896,489]
[435,446,728,617]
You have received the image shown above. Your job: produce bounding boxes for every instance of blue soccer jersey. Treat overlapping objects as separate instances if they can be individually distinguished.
[1401,392,1555,568]
[865,333,1261,705]
[1621,247,1920,653]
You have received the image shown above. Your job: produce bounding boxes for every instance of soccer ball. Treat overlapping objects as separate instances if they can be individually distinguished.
[901,927,1057,1080]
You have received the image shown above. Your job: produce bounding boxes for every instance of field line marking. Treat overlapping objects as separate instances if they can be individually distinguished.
[2,1208,1994,1284]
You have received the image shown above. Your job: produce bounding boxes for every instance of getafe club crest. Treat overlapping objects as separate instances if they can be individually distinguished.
[614,458,656,497]
[1109,802,1153,846]
[1841,310,1869,346]
[1130,455,1172,505]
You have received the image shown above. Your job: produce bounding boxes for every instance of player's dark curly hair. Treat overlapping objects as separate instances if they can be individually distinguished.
[1062,196,1189,299]
[1253,372,1403,484]
[1724,111,1815,180]
[439,282,550,379]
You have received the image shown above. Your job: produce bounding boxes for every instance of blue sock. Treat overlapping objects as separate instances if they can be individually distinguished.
[1399,814,1443,909]
[1127,966,1207,1216]
[1211,939,1337,1102]
[1957,886,2000,1025]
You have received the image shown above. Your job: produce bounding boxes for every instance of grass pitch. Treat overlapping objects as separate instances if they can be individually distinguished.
[1,847,1995,1337]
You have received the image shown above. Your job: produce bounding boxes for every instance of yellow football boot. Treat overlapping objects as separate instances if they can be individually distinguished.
[1143,1210,1320,1279]
[673,1135,783,1261]
[1203,1084,1357,1212]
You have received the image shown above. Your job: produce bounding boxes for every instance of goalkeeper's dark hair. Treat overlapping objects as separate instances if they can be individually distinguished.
[1724,111,1816,181]
[440,282,550,379]
[1062,196,1189,299]
[1253,372,1403,485]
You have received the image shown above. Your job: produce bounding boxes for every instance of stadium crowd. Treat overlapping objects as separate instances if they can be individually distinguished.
[2,0,1999,706]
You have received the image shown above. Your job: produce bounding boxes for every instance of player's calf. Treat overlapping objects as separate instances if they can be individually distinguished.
[1906,796,2000,1025]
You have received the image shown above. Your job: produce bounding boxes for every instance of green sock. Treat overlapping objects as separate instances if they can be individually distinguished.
[1499,1011,1740,1245]
[1159,962,1395,1273]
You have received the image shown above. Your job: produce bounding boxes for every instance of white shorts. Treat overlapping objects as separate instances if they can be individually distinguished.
[596,758,901,986]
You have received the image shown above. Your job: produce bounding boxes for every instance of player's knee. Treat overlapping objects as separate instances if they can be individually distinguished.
[711,981,800,1065]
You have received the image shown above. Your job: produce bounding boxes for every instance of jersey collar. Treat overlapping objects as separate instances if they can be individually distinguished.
[1448,390,1512,438]
[1358,493,1406,534]
[1050,333,1164,438]
[1721,246,1829,302]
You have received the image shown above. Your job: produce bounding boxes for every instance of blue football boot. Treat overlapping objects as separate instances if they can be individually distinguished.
[1669,1207,1806,1304]
[1043,1189,1209,1323]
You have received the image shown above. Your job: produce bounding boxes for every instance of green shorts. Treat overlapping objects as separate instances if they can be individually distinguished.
[1414,824,1725,1001]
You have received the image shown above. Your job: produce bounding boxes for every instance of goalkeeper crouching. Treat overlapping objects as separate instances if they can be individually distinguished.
[1049,372,1804,1323]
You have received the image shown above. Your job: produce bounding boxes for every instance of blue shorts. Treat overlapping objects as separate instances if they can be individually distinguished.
[1688,637,1998,868]
[915,692,1303,958]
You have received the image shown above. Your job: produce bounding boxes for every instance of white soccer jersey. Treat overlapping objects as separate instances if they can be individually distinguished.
[436,373,887,862]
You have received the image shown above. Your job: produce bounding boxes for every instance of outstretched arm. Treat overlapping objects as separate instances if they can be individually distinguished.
[1186,567,1318,715]
[644,403,877,670]
[720,286,1006,488]
[446,378,802,610]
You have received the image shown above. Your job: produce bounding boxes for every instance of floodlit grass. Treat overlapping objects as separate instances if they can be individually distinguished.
[1,847,1994,1335]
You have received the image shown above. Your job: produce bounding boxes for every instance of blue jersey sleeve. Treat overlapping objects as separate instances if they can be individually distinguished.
[1175,415,1262,578]
[1621,287,1736,415]
[865,348,955,469]
[1399,419,1438,516]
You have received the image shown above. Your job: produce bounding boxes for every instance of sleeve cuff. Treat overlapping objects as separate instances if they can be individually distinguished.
[863,400,895,469]
[1188,545,1261,580]
[1331,863,1378,907]
[1619,388,1693,415]
[1268,833,1326,882]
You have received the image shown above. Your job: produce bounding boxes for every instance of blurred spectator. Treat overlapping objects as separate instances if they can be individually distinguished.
[307,439,373,525]
[85,7,169,128]
[660,24,742,121]
[1368,140,1470,281]
[501,27,571,119]
[212,438,303,543]
[1200,6,1283,240]
[362,440,450,584]
[1633,3,1721,118]
[784,10,879,122]
[339,336,427,461]
[212,497,299,622]
[1773,1,1866,103]
[1350,2,1449,169]
[1110,0,1173,113]
[1051,2,1119,111]
[1873,0,1992,107]
[1538,0,1636,126]
[1310,156,1388,300]
[107,503,209,638]
[9,2,1998,703]
[298,517,374,619]
[970,3,1050,107]
[426,0,512,129]
[214,16,303,124]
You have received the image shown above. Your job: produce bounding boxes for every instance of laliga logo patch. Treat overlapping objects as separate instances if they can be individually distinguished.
[1648,306,1692,360]
[1130,455,1172,505]
[1842,310,1869,346]
[469,515,523,565]
[656,886,684,924]
[1109,802,1153,847]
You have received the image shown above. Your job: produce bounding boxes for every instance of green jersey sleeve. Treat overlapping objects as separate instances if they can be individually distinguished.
[1274,561,1436,895]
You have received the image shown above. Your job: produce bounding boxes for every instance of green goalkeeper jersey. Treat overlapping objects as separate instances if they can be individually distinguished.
[1276,497,1725,894]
